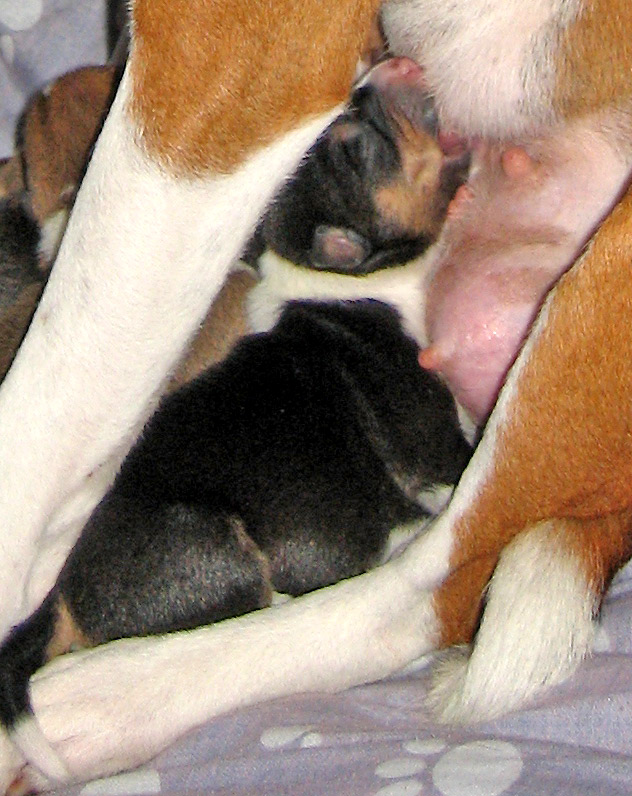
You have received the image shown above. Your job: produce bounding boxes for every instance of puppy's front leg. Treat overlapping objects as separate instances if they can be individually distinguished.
[0,0,379,635]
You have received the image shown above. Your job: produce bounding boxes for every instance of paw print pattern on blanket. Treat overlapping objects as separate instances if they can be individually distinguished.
[260,725,524,795]
[0,0,43,31]
[78,768,161,795]
[260,725,324,749]
[373,739,523,796]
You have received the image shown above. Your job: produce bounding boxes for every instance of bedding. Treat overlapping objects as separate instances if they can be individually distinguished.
[1,2,632,794]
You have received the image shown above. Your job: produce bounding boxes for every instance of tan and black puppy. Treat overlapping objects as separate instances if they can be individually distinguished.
[0,65,256,389]
[0,58,471,735]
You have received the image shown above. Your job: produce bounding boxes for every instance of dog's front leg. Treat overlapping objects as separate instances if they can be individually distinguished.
[0,0,380,635]
[22,554,436,786]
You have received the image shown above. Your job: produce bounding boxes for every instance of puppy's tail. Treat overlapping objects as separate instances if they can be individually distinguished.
[0,595,71,782]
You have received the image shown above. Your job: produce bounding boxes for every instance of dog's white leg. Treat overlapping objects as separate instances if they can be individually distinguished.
[17,552,438,785]
[0,0,380,637]
[0,64,342,633]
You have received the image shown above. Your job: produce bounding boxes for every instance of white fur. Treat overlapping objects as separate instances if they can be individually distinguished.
[380,516,431,563]
[0,729,23,795]
[37,208,69,265]
[416,483,455,515]
[247,250,429,344]
[381,0,582,137]
[427,521,596,723]
[9,718,69,783]
[0,66,343,635]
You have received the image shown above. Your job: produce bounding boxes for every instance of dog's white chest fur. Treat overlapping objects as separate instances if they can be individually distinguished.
[382,0,581,137]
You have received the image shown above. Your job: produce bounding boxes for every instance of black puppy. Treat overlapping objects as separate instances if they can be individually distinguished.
[0,58,471,728]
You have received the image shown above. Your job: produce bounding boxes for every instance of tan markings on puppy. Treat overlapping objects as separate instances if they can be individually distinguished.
[45,597,92,660]
[169,269,257,390]
[434,184,632,647]
[21,66,116,224]
[374,121,447,238]
[130,0,382,174]
[555,0,632,120]
[0,157,23,199]
[232,518,275,609]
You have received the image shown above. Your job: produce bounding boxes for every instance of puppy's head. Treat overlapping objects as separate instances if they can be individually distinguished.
[250,57,469,275]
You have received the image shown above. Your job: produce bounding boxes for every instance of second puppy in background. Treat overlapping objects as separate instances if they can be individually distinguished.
[0,57,471,735]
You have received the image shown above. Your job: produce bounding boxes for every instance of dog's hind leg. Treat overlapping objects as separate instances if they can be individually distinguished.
[0,0,381,636]
[427,511,632,722]
[405,185,632,720]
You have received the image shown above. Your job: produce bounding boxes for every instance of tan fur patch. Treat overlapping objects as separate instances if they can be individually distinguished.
[232,518,274,608]
[45,597,92,661]
[169,269,256,390]
[0,157,24,199]
[129,0,382,173]
[555,0,632,121]
[435,182,632,646]
[374,119,449,240]
[21,66,117,224]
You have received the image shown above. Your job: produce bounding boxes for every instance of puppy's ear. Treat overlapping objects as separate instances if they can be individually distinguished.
[310,225,371,271]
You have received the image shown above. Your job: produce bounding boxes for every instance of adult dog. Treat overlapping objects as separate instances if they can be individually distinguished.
[0,0,632,789]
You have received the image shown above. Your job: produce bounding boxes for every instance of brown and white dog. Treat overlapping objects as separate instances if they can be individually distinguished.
[1,0,632,789]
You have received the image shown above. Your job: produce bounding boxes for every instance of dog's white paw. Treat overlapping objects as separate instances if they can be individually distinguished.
[425,644,523,724]
[425,646,477,724]
[22,636,187,787]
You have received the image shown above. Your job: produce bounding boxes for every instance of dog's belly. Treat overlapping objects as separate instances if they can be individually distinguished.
[419,120,632,424]
[382,1,632,425]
